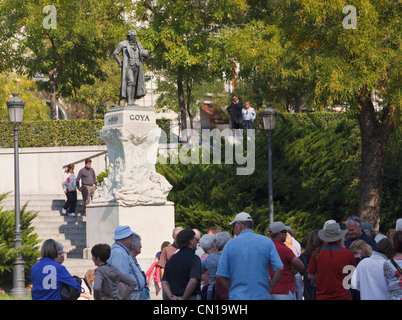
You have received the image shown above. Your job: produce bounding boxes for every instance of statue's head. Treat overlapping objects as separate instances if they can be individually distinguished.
[127,30,137,42]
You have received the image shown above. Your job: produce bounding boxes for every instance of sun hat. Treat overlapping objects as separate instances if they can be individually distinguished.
[229,212,253,225]
[361,222,377,233]
[269,221,291,234]
[323,220,336,229]
[113,225,135,240]
[318,223,348,242]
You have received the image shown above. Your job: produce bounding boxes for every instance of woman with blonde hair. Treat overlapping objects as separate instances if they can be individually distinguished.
[31,239,81,300]
[349,239,373,300]
[350,239,373,264]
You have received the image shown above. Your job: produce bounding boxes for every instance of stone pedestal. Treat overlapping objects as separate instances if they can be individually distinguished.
[93,105,172,206]
[84,104,175,264]
[84,201,175,260]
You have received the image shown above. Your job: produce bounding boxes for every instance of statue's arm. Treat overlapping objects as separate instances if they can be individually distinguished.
[113,44,123,67]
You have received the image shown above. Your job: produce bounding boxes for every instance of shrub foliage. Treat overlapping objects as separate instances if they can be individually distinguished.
[0,193,40,286]
[157,113,400,245]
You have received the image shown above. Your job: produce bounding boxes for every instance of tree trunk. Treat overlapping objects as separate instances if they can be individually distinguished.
[177,70,187,139]
[357,97,394,230]
[49,75,57,120]
[294,87,302,113]
[49,67,60,120]
[185,78,194,130]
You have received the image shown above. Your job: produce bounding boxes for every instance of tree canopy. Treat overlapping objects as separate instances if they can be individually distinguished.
[0,0,134,119]
[205,0,401,227]
[134,0,247,130]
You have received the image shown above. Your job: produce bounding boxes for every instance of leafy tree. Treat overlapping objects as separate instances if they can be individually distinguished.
[154,78,231,125]
[133,0,246,132]
[380,124,402,233]
[0,0,134,119]
[70,59,121,119]
[0,72,51,121]
[218,0,401,228]
[282,0,401,228]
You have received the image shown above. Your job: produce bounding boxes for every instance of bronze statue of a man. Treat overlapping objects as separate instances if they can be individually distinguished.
[113,30,149,105]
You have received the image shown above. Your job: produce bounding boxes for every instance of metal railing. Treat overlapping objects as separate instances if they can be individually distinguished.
[62,150,108,170]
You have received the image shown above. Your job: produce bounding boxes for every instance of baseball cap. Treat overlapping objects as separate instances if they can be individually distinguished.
[229,212,253,225]
[361,222,377,233]
[269,221,291,234]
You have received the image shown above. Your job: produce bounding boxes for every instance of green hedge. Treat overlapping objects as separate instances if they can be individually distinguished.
[0,120,104,148]
[0,119,173,148]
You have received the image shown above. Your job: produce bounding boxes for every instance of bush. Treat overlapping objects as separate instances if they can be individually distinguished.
[0,193,41,286]
[0,119,172,147]
[157,112,400,245]
[0,120,104,148]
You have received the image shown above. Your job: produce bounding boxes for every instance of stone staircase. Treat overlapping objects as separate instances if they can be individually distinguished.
[2,193,94,277]
[2,193,162,299]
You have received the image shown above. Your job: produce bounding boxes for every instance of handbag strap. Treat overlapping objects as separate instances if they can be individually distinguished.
[390,259,402,275]
[130,262,141,289]
[83,277,92,295]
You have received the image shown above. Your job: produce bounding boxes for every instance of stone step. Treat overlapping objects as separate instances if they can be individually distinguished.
[3,194,89,259]
[33,220,87,229]
[1,194,163,299]
[62,258,95,278]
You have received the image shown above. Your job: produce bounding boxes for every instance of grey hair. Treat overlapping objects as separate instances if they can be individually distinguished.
[214,232,231,250]
[173,227,184,238]
[56,241,63,250]
[132,233,141,247]
[200,234,215,251]
[346,217,361,227]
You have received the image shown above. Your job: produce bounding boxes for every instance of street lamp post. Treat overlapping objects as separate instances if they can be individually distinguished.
[7,93,28,298]
[261,105,278,225]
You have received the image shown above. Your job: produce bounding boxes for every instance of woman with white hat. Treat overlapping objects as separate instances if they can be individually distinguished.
[306,223,356,300]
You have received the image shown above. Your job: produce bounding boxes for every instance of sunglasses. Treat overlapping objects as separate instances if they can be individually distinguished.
[347,216,361,224]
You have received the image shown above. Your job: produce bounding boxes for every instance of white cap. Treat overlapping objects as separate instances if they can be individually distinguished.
[396,218,402,231]
[229,212,253,225]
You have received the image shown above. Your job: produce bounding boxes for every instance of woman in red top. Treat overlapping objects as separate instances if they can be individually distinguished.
[307,223,356,300]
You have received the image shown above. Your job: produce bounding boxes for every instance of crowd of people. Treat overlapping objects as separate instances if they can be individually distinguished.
[30,210,402,301]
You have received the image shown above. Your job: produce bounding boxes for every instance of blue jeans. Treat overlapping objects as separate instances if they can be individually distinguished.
[271,290,296,300]
[243,120,253,129]
[63,190,77,213]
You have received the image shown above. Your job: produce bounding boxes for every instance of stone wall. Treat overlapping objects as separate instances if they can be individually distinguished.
[0,145,108,196]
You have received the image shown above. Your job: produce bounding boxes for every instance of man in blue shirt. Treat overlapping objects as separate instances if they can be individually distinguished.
[216,212,284,300]
[108,225,145,299]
